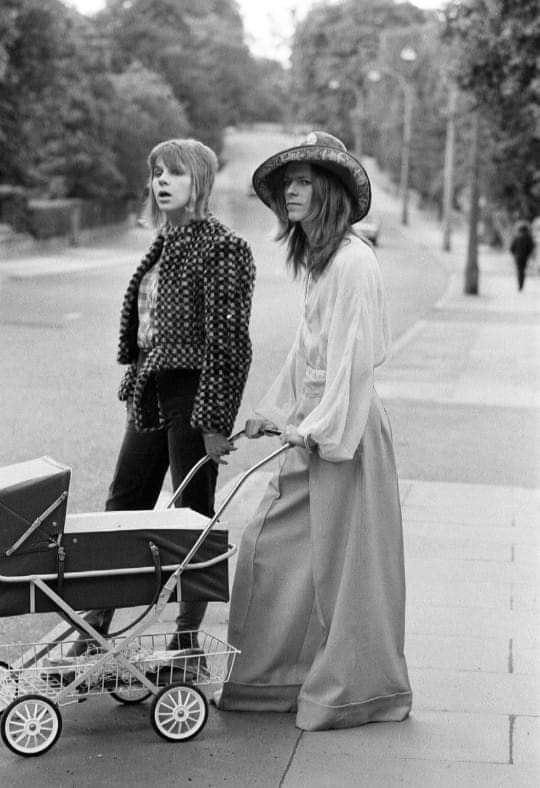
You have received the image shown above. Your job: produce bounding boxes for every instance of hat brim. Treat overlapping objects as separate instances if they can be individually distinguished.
[252,143,371,224]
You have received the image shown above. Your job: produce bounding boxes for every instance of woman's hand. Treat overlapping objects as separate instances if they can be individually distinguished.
[281,426,317,451]
[203,432,236,465]
[244,418,280,439]
[281,425,304,447]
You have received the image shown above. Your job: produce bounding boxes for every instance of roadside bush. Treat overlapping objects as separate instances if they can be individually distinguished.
[27,198,129,240]
[0,186,30,233]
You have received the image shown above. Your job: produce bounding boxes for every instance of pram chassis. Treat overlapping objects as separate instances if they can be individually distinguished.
[0,434,289,756]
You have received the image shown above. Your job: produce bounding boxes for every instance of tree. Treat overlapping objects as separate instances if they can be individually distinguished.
[0,0,69,184]
[0,0,125,197]
[110,63,190,200]
[445,0,540,222]
[99,0,259,154]
[290,0,426,150]
[241,57,290,123]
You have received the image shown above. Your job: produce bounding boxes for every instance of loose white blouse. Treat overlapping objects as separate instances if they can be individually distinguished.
[256,235,391,462]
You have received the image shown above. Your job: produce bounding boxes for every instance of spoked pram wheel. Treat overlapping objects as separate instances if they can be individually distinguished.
[150,683,208,741]
[110,685,152,705]
[1,694,62,757]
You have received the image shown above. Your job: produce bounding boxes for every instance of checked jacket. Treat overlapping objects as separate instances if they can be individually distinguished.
[117,215,255,436]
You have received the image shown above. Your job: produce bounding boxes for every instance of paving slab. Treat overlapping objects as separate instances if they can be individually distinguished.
[404,533,512,563]
[407,599,539,638]
[290,710,509,766]
[513,716,540,766]
[405,579,511,610]
[403,480,530,517]
[512,640,540,676]
[405,557,538,586]
[379,320,540,408]
[386,401,540,488]
[407,518,539,545]
[410,667,540,715]
[284,758,538,788]
[406,633,509,673]
[438,271,540,315]
[511,584,540,612]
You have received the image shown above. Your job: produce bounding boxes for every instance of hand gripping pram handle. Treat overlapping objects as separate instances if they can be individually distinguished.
[159,428,288,591]
[163,427,282,509]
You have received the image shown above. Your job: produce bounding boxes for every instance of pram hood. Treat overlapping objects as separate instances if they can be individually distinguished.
[0,457,71,558]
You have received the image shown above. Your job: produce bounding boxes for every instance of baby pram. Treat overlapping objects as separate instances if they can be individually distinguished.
[0,435,288,756]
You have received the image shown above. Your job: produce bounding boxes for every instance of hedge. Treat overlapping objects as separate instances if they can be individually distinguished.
[27,198,130,240]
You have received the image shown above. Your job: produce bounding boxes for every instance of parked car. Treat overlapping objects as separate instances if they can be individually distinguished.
[355,214,381,246]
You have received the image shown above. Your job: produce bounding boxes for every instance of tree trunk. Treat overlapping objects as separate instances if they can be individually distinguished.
[350,88,364,160]
[464,111,480,295]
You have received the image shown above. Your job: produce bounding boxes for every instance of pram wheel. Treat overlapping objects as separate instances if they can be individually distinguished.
[1,694,62,757]
[110,686,152,704]
[150,683,208,742]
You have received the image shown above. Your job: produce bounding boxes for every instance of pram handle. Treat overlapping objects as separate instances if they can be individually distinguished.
[164,427,281,509]
[156,440,291,609]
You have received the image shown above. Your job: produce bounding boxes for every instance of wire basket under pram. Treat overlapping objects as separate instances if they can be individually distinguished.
[0,435,287,756]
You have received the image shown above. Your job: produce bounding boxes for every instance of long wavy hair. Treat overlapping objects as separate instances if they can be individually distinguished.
[273,163,356,279]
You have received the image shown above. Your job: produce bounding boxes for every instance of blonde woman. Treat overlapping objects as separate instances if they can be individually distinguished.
[69,138,255,654]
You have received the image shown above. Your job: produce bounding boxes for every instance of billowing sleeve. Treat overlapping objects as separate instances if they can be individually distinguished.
[191,236,255,435]
[297,248,389,462]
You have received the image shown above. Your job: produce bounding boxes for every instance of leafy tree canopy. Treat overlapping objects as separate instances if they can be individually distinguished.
[99,0,259,153]
[445,0,540,219]
[290,0,426,146]
[110,62,190,200]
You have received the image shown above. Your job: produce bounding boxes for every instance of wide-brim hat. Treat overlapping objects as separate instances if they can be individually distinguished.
[252,130,371,224]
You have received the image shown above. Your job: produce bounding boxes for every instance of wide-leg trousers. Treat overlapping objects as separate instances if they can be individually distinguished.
[217,398,412,730]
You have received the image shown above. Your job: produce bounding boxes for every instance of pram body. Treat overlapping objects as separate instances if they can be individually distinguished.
[0,440,288,756]
[0,457,229,616]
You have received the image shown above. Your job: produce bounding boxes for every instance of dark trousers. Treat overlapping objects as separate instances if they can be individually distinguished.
[76,367,217,645]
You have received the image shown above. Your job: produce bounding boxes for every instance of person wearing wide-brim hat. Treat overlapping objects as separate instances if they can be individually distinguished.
[215,131,412,730]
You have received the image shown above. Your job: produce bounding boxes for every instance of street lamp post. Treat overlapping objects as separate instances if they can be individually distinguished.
[442,84,457,251]
[400,80,413,226]
[328,79,365,159]
[367,47,416,226]
[350,86,365,160]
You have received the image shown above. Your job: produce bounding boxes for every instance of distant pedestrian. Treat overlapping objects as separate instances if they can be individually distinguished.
[215,131,412,730]
[68,138,255,655]
[510,222,535,291]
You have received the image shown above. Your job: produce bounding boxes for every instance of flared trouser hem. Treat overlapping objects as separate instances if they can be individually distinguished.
[215,682,300,713]
[296,690,412,731]
[216,683,412,730]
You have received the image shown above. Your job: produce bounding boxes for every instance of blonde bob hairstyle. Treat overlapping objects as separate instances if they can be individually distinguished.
[144,138,218,227]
